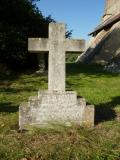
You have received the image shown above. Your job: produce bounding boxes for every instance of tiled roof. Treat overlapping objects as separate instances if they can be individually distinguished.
[89,13,120,36]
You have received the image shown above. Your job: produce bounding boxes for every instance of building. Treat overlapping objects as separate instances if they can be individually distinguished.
[76,0,120,73]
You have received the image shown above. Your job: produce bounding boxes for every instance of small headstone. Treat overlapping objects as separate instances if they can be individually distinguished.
[19,23,94,129]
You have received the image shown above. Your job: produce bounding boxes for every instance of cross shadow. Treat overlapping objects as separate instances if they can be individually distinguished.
[0,102,18,113]
[0,87,38,94]
[95,96,120,124]
[0,102,19,130]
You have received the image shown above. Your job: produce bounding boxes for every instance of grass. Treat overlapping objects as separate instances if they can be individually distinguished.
[0,63,120,160]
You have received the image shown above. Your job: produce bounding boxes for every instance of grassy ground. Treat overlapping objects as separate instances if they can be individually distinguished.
[0,63,120,160]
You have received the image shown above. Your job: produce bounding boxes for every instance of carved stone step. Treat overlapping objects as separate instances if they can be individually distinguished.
[82,105,94,127]
[19,102,31,130]
[19,90,94,129]
[77,98,86,106]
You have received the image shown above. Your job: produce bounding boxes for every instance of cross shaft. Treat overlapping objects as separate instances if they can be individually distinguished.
[28,23,85,91]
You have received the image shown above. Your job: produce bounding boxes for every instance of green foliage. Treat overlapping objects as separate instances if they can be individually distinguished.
[66,53,79,63]
[0,0,54,68]
[0,63,120,159]
[0,0,72,69]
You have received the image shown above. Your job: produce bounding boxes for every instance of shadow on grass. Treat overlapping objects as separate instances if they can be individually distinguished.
[95,96,120,124]
[0,69,47,87]
[66,63,119,77]
[0,87,37,94]
[0,102,18,113]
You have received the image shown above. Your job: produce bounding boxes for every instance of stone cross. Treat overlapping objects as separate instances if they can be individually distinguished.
[19,24,94,129]
[28,23,85,91]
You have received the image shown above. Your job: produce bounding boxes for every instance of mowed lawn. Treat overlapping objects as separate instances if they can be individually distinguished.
[0,63,120,160]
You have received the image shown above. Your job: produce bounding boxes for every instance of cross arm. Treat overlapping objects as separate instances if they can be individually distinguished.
[28,38,49,53]
[65,39,85,53]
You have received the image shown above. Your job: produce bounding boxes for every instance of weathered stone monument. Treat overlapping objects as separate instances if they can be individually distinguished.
[76,0,120,73]
[19,23,94,129]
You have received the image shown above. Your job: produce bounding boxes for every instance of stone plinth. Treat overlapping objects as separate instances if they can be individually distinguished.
[19,91,94,129]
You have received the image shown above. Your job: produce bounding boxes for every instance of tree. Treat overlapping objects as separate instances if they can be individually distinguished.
[0,0,72,70]
[0,0,54,68]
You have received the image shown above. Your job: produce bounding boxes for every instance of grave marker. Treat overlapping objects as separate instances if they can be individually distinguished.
[19,23,94,129]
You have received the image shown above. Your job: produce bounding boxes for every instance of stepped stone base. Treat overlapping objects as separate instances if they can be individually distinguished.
[19,90,94,129]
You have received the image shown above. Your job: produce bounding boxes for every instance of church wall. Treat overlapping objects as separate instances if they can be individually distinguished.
[93,22,120,63]
[105,0,120,15]
[76,0,120,67]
